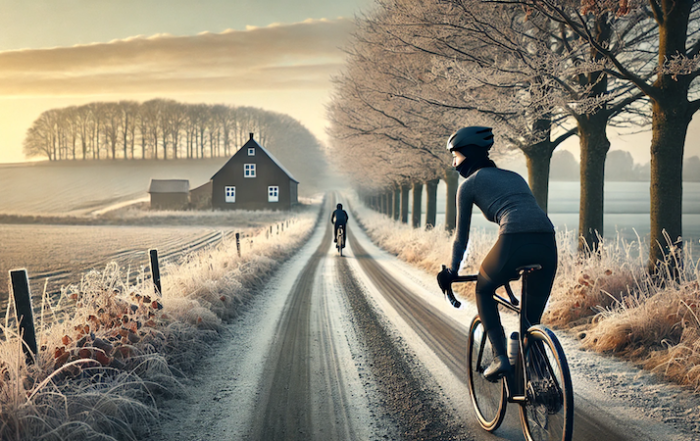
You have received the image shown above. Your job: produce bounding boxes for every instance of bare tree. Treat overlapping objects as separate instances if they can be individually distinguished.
[521,0,700,269]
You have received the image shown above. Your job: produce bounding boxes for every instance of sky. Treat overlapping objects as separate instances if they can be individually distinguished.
[0,0,697,164]
[0,0,373,163]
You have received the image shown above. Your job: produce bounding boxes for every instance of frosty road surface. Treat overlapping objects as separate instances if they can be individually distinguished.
[149,198,698,441]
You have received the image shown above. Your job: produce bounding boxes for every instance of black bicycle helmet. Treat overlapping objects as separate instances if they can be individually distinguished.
[337,203,343,209]
[446,126,494,152]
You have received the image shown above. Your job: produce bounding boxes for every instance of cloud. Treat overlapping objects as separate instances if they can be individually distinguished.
[0,18,355,96]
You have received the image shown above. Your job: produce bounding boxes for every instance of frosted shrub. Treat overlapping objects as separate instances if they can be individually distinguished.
[545,230,642,327]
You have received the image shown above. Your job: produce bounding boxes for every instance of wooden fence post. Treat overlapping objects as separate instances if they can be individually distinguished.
[9,269,38,362]
[149,249,162,297]
[235,232,241,257]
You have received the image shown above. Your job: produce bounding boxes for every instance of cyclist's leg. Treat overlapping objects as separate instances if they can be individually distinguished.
[476,233,556,378]
[342,223,347,247]
[475,235,512,366]
[333,224,338,242]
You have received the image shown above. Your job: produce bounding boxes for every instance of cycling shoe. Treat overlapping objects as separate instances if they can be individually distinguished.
[484,355,511,382]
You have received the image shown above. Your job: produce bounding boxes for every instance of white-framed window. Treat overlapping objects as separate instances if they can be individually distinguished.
[268,186,279,202]
[225,186,236,203]
[247,147,255,156]
[244,163,256,178]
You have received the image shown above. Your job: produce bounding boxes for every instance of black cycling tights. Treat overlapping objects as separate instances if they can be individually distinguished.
[475,232,558,358]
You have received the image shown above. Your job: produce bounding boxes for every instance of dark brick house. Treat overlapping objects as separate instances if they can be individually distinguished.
[211,133,299,210]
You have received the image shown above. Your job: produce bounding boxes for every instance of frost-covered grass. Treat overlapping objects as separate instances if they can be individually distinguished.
[0,204,319,440]
[350,195,700,391]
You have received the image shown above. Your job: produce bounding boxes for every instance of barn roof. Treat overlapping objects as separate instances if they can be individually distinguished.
[148,179,190,194]
[212,134,299,183]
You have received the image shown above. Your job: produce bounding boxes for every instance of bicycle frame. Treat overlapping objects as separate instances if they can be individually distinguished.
[454,265,540,402]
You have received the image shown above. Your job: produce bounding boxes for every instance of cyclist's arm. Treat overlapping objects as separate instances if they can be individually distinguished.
[343,210,348,223]
[331,212,336,224]
[450,182,474,273]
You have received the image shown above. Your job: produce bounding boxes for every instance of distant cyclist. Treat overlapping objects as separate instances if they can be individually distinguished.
[437,126,558,382]
[331,203,348,248]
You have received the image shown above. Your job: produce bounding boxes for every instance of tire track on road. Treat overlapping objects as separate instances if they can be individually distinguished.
[336,245,466,440]
[249,199,358,441]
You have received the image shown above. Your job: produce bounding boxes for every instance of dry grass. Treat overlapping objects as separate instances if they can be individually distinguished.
[0,204,319,440]
[350,194,700,391]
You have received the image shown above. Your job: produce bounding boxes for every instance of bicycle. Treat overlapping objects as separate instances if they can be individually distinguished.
[336,224,345,256]
[443,264,574,441]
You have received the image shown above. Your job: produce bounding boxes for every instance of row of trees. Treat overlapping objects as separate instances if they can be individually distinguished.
[327,0,700,270]
[23,99,330,193]
[24,99,290,162]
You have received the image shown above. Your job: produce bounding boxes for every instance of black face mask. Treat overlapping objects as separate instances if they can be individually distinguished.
[454,159,471,178]
[454,150,496,178]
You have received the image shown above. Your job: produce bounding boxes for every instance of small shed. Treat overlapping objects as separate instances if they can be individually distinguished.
[148,179,190,210]
[210,133,299,210]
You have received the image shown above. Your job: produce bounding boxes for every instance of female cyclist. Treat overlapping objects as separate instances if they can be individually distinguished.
[437,126,558,381]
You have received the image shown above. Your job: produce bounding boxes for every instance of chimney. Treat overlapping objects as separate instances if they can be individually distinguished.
[249,132,254,140]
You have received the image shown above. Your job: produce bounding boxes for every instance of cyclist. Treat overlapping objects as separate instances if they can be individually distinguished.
[331,203,348,248]
[437,126,558,382]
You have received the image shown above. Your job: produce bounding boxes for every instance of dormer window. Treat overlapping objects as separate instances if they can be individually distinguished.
[244,164,256,178]
[248,148,255,156]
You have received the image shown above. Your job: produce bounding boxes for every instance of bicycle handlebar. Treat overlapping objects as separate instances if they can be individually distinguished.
[443,267,520,308]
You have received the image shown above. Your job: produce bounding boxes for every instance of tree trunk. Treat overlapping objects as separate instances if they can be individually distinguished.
[646,0,694,273]
[401,184,410,224]
[425,179,439,229]
[522,143,553,213]
[648,97,690,270]
[412,181,423,228]
[381,193,388,216]
[578,113,611,253]
[393,186,400,220]
[444,168,459,232]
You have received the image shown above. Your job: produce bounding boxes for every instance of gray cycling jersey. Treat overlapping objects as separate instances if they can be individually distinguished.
[450,167,554,272]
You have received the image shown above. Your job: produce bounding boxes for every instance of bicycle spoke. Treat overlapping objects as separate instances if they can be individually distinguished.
[520,326,573,441]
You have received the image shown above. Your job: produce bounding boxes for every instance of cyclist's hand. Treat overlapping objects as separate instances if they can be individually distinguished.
[437,265,462,309]
[437,265,456,292]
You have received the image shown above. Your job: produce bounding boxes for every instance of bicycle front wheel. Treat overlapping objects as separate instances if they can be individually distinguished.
[520,325,574,441]
[467,316,507,432]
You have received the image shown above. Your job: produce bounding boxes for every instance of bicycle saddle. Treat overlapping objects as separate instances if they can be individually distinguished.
[516,264,542,275]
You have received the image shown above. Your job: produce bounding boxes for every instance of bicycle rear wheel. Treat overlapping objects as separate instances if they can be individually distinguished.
[519,325,574,441]
[337,228,344,256]
[467,316,507,432]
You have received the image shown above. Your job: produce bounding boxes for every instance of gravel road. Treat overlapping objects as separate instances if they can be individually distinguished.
[147,197,700,441]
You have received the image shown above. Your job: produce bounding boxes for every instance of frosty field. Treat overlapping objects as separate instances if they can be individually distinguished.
[0,223,245,310]
[426,179,700,252]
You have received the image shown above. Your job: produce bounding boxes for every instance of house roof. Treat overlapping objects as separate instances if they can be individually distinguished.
[211,135,299,183]
[148,179,190,194]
